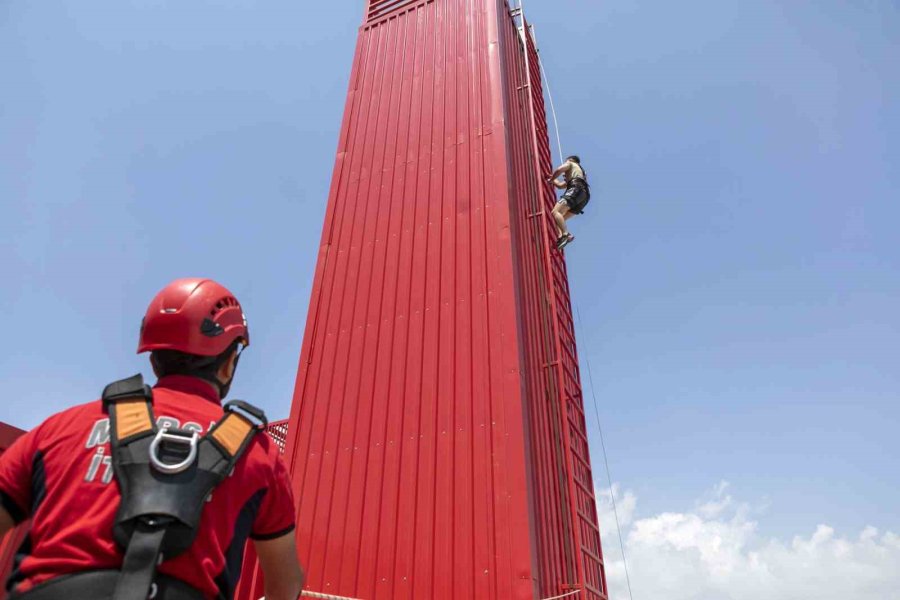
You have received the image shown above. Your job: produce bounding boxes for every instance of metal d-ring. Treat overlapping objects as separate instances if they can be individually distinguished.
[149,428,199,474]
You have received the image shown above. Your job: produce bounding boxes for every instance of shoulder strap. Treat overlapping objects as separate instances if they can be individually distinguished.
[102,373,157,445]
[204,400,268,475]
[102,374,162,600]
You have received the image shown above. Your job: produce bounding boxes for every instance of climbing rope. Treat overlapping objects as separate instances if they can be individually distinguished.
[260,592,363,600]
[541,589,583,600]
[576,308,635,600]
[535,40,564,166]
[268,587,582,600]
[266,583,594,600]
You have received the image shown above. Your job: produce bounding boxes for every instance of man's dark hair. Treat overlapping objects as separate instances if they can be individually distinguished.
[151,340,240,383]
[566,155,581,164]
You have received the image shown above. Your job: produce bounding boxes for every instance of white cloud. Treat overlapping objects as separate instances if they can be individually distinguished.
[595,482,900,600]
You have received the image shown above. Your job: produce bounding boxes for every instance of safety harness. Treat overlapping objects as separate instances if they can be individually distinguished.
[104,373,267,599]
[14,374,268,600]
[567,164,590,194]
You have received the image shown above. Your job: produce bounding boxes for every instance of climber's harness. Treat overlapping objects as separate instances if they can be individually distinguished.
[566,165,590,196]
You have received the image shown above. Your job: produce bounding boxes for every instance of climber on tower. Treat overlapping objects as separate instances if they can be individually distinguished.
[547,155,591,250]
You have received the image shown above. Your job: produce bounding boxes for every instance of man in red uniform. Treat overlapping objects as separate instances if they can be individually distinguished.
[0,278,304,600]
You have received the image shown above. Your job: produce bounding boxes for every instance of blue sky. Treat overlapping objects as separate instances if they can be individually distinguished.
[2,1,898,597]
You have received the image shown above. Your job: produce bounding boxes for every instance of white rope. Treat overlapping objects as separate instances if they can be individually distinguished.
[575,304,636,600]
[521,19,564,166]
[541,589,583,600]
[259,592,363,600]
[538,56,565,166]
[270,584,588,600]
[538,61,565,164]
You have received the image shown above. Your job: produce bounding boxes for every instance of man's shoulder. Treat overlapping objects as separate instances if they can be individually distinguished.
[16,398,107,450]
[43,399,105,428]
[241,427,283,469]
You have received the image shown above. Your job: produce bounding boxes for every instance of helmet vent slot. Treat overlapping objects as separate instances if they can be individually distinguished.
[210,297,238,317]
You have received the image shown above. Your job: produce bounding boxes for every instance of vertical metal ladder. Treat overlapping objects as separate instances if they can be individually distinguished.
[518,16,608,600]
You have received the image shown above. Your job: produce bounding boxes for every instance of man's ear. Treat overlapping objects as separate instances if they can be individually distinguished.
[150,353,162,378]
[217,348,239,382]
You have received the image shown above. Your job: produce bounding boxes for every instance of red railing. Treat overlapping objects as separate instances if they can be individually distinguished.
[0,423,27,600]
[233,418,290,600]
[365,0,425,23]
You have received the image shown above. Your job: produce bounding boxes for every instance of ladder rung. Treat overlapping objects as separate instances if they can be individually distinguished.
[579,543,602,562]
[573,475,594,497]
[567,420,589,445]
[580,580,604,595]
[567,417,588,441]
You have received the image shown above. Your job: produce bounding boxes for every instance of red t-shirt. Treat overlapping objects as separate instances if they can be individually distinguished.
[0,375,295,599]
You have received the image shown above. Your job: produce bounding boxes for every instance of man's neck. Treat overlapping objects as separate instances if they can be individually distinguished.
[154,374,222,404]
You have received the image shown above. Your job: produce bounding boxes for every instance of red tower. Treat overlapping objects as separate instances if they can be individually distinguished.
[280,1,607,598]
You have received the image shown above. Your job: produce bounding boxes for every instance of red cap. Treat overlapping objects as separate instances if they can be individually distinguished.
[138,278,249,357]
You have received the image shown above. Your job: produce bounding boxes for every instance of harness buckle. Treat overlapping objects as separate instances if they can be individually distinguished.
[149,428,199,474]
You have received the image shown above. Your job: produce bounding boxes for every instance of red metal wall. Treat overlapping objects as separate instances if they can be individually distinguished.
[0,423,27,600]
[278,1,606,599]
[285,0,534,597]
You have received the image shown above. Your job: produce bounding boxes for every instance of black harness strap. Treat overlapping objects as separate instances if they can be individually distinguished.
[10,571,204,600]
[99,374,266,600]
[567,161,590,193]
[114,526,166,600]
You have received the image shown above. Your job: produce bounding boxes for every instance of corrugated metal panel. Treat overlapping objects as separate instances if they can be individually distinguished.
[286,1,535,598]
[281,1,607,599]
[0,422,27,600]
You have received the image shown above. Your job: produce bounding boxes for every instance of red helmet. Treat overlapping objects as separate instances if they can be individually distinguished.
[138,278,249,356]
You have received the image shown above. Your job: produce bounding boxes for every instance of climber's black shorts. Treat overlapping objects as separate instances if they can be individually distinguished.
[560,182,590,214]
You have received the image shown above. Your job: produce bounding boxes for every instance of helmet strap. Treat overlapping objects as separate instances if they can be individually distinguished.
[215,349,241,400]
[191,343,241,400]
